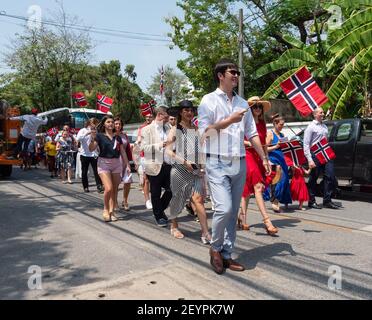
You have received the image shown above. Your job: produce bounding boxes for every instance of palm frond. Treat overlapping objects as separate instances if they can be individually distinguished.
[262,68,300,100]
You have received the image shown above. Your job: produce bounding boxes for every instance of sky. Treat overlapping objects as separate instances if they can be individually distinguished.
[0,0,187,92]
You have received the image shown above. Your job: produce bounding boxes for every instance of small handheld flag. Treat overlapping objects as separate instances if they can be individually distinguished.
[47,127,58,136]
[97,94,113,113]
[72,92,88,107]
[310,137,336,165]
[279,140,306,167]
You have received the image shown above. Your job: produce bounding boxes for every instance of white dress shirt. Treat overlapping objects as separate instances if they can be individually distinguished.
[303,120,329,162]
[198,88,258,157]
[154,121,171,164]
[10,115,48,140]
[76,128,98,157]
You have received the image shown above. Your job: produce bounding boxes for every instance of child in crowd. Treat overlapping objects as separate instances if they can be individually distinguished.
[44,136,58,178]
[290,165,312,211]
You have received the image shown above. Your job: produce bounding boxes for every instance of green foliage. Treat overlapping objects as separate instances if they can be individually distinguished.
[147,65,192,106]
[166,0,240,98]
[0,24,151,123]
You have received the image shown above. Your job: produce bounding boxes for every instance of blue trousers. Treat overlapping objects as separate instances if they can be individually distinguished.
[206,158,246,260]
[308,158,336,204]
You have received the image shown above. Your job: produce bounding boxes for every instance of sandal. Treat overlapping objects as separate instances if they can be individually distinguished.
[237,212,250,230]
[122,201,130,211]
[263,217,278,236]
[201,232,212,245]
[110,212,118,222]
[271,201,283,213]
[103,210,111,222]
[170,227,184,239]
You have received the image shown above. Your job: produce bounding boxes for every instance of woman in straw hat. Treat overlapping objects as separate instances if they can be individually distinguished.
[239,96,278,236]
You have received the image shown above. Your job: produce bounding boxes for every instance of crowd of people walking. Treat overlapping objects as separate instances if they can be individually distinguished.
[11,58,341,275]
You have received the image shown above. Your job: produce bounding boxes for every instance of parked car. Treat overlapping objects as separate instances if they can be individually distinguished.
[297,118,372,190]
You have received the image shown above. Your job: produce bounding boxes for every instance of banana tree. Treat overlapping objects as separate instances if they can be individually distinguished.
[254,1,372,119]
[325,5,372,118]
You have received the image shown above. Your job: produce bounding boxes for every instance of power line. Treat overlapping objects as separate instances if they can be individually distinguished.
[0,18,172,47]
[0,11,172,43]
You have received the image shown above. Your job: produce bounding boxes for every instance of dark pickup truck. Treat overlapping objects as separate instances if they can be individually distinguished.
[300,118,372,189]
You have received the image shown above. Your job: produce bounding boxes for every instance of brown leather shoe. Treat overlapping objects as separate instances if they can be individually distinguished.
[209,248,224,275]
[223,259,245,272]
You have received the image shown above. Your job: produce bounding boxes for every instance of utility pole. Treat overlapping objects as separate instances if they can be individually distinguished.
[69,78,73,108]
[238,8,244,98]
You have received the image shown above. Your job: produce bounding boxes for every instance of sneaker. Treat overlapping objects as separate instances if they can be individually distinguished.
[146,200,153,210]
[97,186,104,194]
[161,212,168,221]
[156,218,167,227]
[84,188,90,193]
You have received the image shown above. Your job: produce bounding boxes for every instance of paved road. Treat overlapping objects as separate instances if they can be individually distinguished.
[1,167,371,300]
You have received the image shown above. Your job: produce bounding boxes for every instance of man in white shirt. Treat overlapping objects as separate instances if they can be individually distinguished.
[141,106,172,227]
[76,118,103,193]
[303,108,340,210]
[198,58,270,275]
[10,108,48,158]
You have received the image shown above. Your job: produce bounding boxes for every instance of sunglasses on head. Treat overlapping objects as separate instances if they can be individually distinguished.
[226,69,241,77]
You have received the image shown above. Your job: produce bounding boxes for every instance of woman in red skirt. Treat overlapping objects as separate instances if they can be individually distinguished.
[239,96,278,236]
[290,165,311,210]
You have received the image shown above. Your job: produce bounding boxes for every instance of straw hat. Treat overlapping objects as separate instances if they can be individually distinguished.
[247,96,271,113]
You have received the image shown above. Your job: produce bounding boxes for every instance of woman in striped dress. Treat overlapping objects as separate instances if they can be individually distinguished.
[166,100,211,244]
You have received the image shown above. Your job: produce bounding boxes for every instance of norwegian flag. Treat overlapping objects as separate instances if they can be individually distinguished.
[47,127,58,136]
[310,137,336,165]
[97,94,113,113]
[140,102,155,117]
[72,92,88,107]
[280,66,328,117]
[279,140,306,167]
[192,117,198,127]
[160,66,164,96]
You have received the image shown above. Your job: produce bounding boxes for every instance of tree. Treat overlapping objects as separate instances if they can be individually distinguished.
[2,6,92,111]
[254,0,372,119]
[167,0,334,99]
[147,65,192,106]
[325,1,372,118]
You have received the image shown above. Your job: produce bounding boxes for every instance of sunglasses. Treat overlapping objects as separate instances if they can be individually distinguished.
[226,70,241,77]
[252,103,263,110]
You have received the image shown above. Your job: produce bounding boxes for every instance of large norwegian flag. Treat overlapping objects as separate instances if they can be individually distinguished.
[310,137,336,165]
[72,92,88,107]
[97,94,113,113]
[280,66,328,117]
[279,140,306,166]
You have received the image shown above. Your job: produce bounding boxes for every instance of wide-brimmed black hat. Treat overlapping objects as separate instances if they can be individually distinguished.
[168,100,198,117]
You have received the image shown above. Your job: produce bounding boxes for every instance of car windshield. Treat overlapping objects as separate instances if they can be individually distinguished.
[71,112,106,129]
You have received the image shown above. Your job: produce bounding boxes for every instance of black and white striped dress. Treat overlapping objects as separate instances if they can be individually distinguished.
[168,124,204,219]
